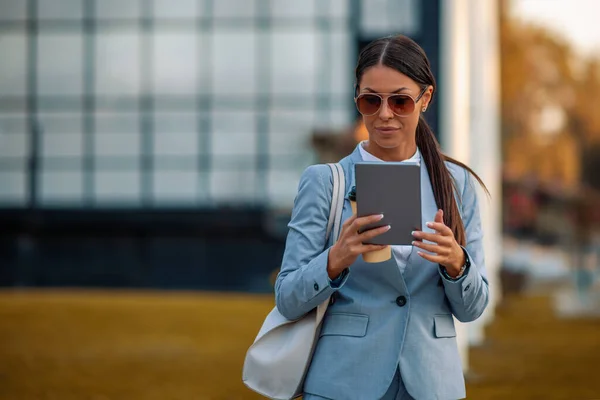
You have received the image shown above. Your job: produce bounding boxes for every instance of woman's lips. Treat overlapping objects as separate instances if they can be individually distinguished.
[375,127,400,135]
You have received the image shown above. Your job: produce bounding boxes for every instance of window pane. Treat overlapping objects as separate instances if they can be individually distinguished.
[268,170,302,208]
[95,113,139,132]
[329,32,352,95]
[95,171,141,203]
[152,32,199,95]
[38,0,83,19]
[39,113,82,135]
[0,34,27,96]
[389,0,420,35]
[0,114,28,158]
[269,110,314,155]
[37,34,83,95]
[95,157,137,169]
[95,33,141,95]
[212,31,255,94]
[154,132,198,157]
[360,0,420,36]
[321,0,350,18]
[95,133,140,157]
[153,156,196,170]
[0,171,27,204]
[0,0,27,21]
[0,130,28,158]
[39,171,83,204]
[153,113,198,156]
[210,170,256,203]
[153,0,202,19]
[95,0,141,19]
[213,0,256,18]
[42,133,83,158]
[153,170,197,203]
[271,31,316,94]
[210,111,255,156]
[38,113,83,158]
[94,113,140,157]
[271,0,315,18]
[328,108,353,130]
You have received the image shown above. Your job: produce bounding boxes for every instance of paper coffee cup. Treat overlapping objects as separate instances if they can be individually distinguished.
[363,245,392,263]
[348,186,391,263]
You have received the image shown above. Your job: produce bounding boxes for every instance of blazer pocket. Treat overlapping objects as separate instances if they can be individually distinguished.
[320,313,369,338]
[434,314,457,338]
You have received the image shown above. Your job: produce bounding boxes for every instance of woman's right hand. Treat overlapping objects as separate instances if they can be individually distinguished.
[327,213,390,279]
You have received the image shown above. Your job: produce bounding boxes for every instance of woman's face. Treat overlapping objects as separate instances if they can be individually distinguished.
[357,65,432,149]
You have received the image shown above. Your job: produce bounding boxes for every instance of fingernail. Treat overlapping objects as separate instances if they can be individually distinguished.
[426,222,433,228]
[378,214,384,220]
[411,241,417,246]
[411,231,417,236]
[385,225,391,230]
[417,251,424,256]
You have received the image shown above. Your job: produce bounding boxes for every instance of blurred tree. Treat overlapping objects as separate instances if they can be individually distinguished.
[500,0,600,191]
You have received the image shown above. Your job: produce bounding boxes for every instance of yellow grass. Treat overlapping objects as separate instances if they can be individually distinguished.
[0,290,271,400]
[0,289,598,399]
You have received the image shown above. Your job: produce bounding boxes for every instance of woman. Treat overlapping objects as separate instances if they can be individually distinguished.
[275,35,489,400]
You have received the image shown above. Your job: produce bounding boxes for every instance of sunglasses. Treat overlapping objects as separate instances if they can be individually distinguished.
[355,86,428,117]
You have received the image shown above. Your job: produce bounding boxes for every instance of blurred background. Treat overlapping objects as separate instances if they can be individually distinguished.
[0,0,598,399]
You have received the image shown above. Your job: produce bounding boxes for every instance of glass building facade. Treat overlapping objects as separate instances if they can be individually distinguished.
[0,0,438,290]
[0,0,430,210]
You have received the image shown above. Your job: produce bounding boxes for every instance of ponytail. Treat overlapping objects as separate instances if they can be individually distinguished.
[415,116,489,246]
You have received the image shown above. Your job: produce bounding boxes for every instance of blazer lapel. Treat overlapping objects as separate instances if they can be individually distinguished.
[342,144,362,200]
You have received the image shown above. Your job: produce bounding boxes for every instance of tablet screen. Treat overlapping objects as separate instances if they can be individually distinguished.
[355,162,422,245]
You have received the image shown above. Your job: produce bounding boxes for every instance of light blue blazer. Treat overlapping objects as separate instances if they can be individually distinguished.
[275,145,489,400]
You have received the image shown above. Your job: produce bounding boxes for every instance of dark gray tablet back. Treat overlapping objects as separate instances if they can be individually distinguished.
[355,162,422,245]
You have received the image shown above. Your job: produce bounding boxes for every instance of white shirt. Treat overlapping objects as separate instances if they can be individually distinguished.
[358,141,421,274]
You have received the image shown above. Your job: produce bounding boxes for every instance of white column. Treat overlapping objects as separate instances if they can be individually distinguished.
[467,0,503,347]
[440,0,472,372]
[440,0,471,163]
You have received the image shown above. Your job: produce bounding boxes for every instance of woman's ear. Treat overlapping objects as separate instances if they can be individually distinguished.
[421,85,434,111]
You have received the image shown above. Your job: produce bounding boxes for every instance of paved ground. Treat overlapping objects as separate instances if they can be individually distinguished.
[0,285,598,399]
[467,292,600,399]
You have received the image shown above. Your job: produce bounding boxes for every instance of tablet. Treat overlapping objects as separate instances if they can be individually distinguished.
[355,162,422,245]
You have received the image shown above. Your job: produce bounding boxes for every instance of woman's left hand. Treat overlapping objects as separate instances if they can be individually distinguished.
[411,209,465,278]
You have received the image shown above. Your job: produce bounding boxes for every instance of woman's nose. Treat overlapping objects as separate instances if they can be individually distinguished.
[378,99,394,120]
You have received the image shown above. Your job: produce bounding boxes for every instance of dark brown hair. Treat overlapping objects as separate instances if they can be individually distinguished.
[355,35,488,246]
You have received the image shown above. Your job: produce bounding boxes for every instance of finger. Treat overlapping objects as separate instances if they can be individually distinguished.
[434,209,444,224]
[358,224,391,241]
[425,221,453,236]
[349,243,386,255]
[412,231,449,244]
[342,214,357,228]
[353,213,384,230]
[417,251,445,264]
[359,244,388,253]
[412,240,450,256]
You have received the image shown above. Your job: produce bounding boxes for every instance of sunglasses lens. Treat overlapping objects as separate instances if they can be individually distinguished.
[356,94,382,115]
[357,94,416,116]
[388,95,415,116]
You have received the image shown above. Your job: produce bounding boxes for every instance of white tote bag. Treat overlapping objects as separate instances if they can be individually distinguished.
[242,163,346,400]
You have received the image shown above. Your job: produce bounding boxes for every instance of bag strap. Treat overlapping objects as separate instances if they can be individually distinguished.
[326,163,346,245]
[314,163,345,321]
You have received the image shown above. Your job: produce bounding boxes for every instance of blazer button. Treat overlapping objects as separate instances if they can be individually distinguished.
[396,296,407,307]
[314,283,319,291]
